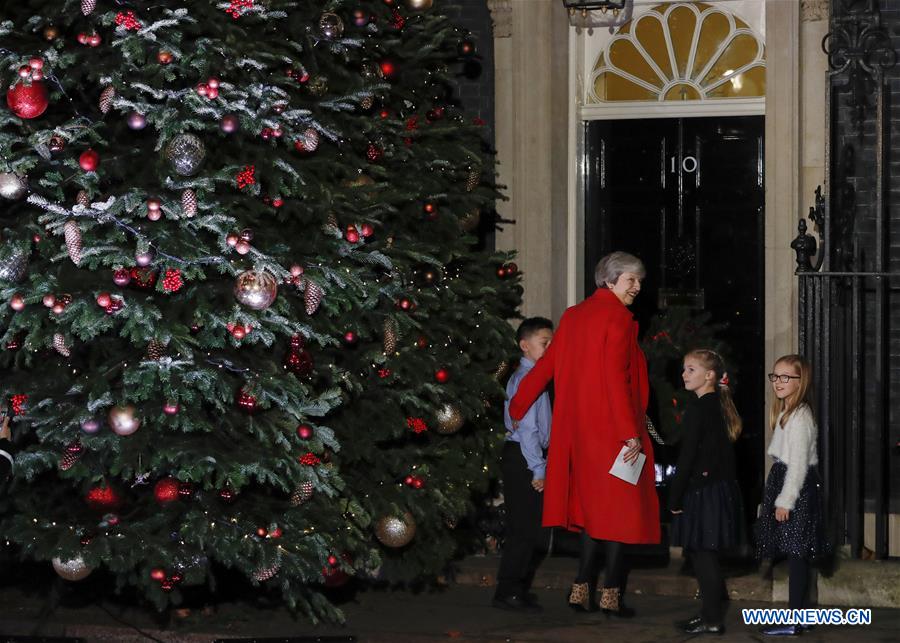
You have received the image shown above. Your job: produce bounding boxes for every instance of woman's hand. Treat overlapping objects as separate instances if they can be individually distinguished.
[775,507,790,522]
[623,437,642,464]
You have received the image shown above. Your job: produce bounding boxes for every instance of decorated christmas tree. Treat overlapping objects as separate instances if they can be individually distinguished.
[0,0,520,623]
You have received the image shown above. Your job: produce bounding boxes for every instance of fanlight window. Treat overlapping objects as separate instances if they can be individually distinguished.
[589,2,765,103]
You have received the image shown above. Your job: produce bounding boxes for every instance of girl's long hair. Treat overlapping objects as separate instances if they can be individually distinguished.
[686,349,742,442]
[768,354,815,431]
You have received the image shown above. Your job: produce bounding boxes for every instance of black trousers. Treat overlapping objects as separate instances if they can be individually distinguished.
[692,549,725,624]
[495,442,543,597]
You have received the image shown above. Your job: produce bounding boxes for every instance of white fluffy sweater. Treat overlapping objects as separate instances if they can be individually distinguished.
[767,403,819,511]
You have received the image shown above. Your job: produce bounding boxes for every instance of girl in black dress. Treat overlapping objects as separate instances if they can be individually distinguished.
[669,349,744,635]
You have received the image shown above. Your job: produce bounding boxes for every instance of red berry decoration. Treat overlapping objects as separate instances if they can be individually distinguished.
[366,143,383,162]
[296,424,313,440]
[7,78,49,119]
[235,165,256,189]
[114,10,142,30]
[10,394,27,415]
[79,149,99,171]
[153,478,180,503]
[434,368,449,383]
[150,568,166,581]
[406,417,428,434]
[270,527,283,538]
[85,484,122,511]
[162,269,183,293]
[298,452,321,466]
[235,387,258,413]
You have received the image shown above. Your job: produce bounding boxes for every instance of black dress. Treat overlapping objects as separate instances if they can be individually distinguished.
[668,392,744,552]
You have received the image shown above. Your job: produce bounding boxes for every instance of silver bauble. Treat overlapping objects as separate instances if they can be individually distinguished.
[374,512,416,548]
[80,418,101,434]
[234,270,278,310]
[165,133,206,176]
[435,403,464,434]
[0,172,28,200]
[108,404,141,436]
[404,0,434,11]
[0,250,28,283]
[52,556,93,581]
[319,12,344,40]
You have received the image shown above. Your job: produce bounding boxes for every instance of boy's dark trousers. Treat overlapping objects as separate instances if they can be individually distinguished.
[495,441,543,598]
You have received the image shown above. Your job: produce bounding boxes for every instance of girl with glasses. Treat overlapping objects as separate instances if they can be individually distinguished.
[755,355,830,636]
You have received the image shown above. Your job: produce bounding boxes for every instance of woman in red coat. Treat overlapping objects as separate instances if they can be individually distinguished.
[510,251,660,615]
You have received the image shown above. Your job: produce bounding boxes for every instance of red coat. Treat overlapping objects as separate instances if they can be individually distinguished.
[510,288,660,544]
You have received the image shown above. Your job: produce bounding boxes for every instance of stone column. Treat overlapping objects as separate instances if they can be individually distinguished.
[764,0,801,382]
[488,0,570,322]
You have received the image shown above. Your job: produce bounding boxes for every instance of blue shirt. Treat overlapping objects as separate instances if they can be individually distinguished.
[503,357,552,479]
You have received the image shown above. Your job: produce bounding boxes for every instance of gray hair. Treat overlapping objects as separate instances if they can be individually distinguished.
[594,251,646,288]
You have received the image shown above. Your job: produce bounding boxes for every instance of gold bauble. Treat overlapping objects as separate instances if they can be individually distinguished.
[404,0,434,11]
[374,512,416,548]
[435,403,464,435]
[459,208,481,233]
[346,174,376,188]
[52,556,93,581]
[234,270,278,310]
[108,404,141,436]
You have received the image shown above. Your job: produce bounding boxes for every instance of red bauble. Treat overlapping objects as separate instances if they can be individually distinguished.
[415,335,428,349]
[86,485,122,511]
[398,298,412,311]
[404,475,414,486]
[150,568,166,581]
[343,331,357,345]
[163,401,179,415]
[322,566,350,588]
[360,223,374,238]
[154,478,180,503]
[296,424,313,440]
[284,347,314,377]
[96,292,111,308]
[219,487,236,503]
[235,388,258,413]
[345,225,359,243]
[434,368,450,383]
[412,477,424,489]
[79,149,99,172]
[379,60,396,78]
[270,527,283,538]
[113,269,131,287]
[327,554,339,567]
[506,262,518,275]
[7,79,49,119]
[256,526,268,538]
[178,482,194,499]
[496,266,507,278]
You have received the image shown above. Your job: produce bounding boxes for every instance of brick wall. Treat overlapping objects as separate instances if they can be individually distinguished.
[440,0,495,146]
[830,0,900,511]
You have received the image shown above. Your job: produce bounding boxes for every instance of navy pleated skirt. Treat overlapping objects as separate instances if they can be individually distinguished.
[671,478,745,552]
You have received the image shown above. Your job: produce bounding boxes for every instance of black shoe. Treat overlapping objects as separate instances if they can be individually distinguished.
[682,622,725,635]
[602,604,636,618]
[761,624,802,636]
[492,594,542,613]
[675,615,703,630]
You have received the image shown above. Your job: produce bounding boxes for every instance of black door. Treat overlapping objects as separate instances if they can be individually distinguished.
[584,116,765,546]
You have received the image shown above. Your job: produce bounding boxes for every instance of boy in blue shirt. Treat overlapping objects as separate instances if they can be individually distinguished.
[493,317,553,612]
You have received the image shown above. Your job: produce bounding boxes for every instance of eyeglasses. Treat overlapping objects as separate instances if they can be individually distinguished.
[767,373,801,383]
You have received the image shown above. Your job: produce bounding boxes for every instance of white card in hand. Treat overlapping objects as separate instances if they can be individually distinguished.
[608,445,646,485]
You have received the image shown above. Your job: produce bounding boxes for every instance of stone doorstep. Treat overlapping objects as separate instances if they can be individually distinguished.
[454,554,900,609]
[451,554,773,602]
